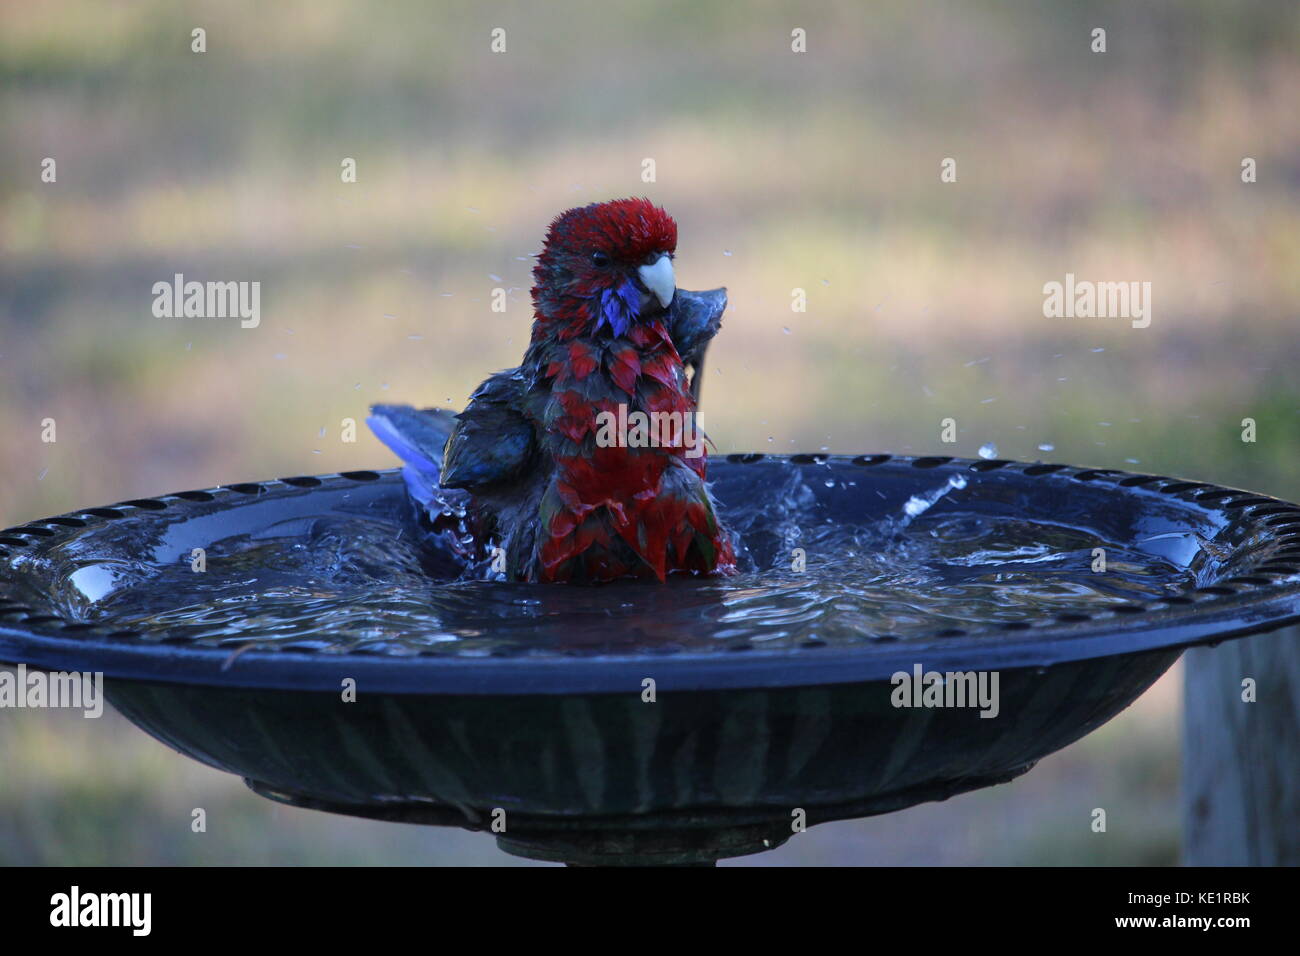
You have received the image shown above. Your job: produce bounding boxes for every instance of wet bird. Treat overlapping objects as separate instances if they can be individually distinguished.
[368,197,734,583]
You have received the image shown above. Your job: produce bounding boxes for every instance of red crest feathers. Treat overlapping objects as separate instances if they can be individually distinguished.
[540,197,677,263]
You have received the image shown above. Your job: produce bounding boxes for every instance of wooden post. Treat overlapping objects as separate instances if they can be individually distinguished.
[1182,625,1300,864]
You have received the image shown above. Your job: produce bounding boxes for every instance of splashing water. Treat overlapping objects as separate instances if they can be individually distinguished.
[902,474,968,521]
[11,466,1202,658]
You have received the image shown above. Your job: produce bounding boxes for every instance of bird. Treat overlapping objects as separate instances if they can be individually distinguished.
[367,197,735,584]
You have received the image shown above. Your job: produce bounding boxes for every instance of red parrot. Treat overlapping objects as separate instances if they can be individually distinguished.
[368,197,734,583]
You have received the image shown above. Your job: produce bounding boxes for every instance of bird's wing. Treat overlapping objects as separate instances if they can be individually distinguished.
[366,403,460,508]
[667,287,727,368]
[667,287,727,406]
[441,369,538,491]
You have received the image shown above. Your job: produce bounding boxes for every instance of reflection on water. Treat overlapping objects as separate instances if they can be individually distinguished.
[65,487,1192,656]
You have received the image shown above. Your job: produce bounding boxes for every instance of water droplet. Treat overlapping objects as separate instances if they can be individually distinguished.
[1037,443,1055,452]
[978,443,998,460]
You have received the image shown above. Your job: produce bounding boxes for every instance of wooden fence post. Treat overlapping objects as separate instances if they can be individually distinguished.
[1182,625,1300,864]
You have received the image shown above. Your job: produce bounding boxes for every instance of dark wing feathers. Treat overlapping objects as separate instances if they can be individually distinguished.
[666,287,726,367]
[441,369,538,491]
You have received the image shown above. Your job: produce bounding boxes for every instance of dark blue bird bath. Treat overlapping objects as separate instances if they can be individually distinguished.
[2,454,1299,865]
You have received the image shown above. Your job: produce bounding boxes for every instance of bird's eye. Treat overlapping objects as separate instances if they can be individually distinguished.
[591,250,611,267]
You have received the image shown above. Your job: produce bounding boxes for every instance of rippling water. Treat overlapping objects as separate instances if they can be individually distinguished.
[64,468,1195,656]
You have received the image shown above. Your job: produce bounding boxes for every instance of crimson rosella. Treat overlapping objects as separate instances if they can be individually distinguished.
[368,197,735,583]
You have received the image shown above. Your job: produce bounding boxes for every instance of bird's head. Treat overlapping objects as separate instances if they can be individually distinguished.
[531,197,678,339]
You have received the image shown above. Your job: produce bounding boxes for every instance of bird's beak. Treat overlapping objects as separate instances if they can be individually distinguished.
[637,254,676,310]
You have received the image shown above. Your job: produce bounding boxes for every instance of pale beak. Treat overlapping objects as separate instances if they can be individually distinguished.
[637,254,676,310]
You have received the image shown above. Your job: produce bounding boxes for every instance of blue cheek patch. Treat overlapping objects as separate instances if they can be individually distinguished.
[597,278,641,337]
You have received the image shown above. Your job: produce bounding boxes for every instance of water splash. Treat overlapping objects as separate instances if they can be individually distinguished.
[902,474,969,522]
[6,464,1201,657]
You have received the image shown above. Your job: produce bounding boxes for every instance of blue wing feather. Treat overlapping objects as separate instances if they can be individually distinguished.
[366,404,458,508]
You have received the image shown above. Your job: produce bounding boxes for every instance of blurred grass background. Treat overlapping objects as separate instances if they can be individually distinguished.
[1,0,1296,865]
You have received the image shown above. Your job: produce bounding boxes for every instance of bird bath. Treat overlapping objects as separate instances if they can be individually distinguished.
[2,454,1299,865]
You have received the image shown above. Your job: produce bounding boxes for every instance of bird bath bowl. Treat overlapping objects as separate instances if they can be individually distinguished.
[3,454,1299,865]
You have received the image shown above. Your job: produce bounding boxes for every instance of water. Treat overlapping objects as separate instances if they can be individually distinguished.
[21,465,1199,658]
